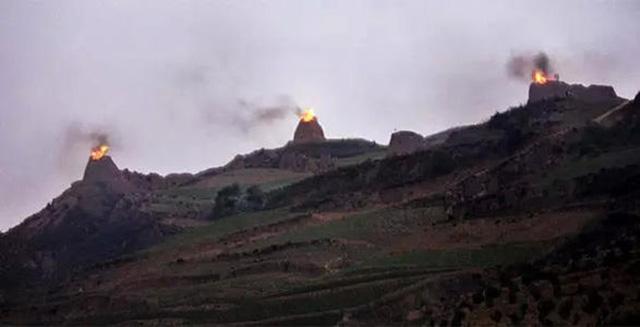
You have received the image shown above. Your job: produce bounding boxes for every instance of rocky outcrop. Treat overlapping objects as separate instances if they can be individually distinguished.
[528,81,617,104]
[121,170,194,191]
[293,118,326,144]
[278,152,334,172]
[388,130,426,156]
[220,147,335,173]
[208,139,381,175]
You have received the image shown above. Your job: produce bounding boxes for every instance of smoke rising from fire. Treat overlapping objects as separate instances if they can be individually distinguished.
[58,124,119,173]
[208,96,303,133]
[507,52,555,81]
[63,124,114,150]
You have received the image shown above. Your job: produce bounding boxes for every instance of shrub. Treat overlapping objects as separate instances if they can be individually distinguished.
[210,184,242,219]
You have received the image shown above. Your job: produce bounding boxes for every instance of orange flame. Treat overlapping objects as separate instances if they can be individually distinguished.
[532,69,553,85]
[299,108,316,123]
[90,144,110,161]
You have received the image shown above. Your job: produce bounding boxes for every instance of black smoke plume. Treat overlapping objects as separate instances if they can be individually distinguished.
[64,124,112,148]
[507,51,555,81]
[55,123,119,178]
[229,96,301,133]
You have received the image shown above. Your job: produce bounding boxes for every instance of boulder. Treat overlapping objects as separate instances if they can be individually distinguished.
[278,151,334,172]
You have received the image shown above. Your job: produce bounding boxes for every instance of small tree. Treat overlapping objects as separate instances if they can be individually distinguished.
[209,184,266,219]
[246,185,265,210]
[210,184,241,219]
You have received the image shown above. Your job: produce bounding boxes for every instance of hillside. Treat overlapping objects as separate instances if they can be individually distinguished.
[1,83,640,325]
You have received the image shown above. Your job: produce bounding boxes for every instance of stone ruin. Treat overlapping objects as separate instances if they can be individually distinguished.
[83,156,122,183]
[528,80,617,104]
[293,117,326,144]
[82,156,135,193]
[388,130,426,156]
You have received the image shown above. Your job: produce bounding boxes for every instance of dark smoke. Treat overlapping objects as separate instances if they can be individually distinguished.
[60,123,120,162]
[89,132,110,147]
[54,123,119,179]
[533,52,551,74]
[244,103,291,123]
[64,124,112,148]
[228,96,300,133]
[507,51,554,81]
[294,106,309,117]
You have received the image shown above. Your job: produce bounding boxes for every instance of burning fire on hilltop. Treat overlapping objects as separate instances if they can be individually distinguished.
[507,52,558,85]
[532,69,555,85]
[299,107,316,123]
[90,144,110,161]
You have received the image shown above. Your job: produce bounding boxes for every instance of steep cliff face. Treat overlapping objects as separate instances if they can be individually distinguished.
[293,118,326,144]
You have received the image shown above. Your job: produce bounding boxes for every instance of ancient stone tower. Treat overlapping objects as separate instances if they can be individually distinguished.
[293,117,326,144]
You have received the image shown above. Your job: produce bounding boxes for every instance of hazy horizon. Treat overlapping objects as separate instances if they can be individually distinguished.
[1,0,639,231]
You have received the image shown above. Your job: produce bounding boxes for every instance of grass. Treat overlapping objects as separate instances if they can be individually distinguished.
[268,266,453,299]
[359,242,550,270]
[536,146,640,188]
[194,168,309,189]
[239,206,447,252]
[334,150,387,168]
[144,169,311,218]
[144,207,298,254]
[210,276,421,323]
[259,174,311,192]
[46,208,556,326]
[150,169,309,205]
[86,272,422,325]
[86,239,545,325]
[154,186,219,200]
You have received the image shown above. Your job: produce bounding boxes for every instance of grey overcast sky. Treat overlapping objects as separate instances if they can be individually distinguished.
[1,0,639,231]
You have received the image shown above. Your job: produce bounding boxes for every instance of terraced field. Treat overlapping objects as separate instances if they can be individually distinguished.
[17,199,592,325]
